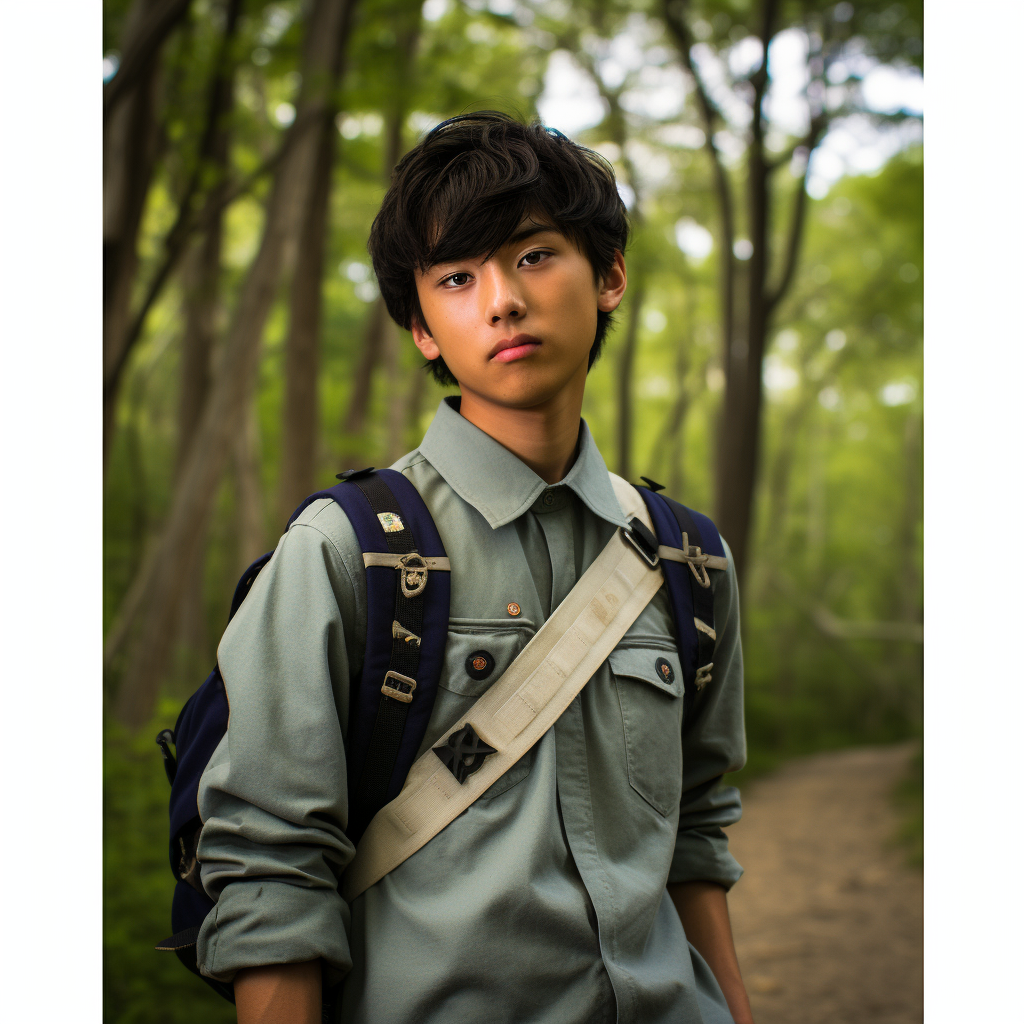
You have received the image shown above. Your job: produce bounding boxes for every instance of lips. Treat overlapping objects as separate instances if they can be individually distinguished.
[490,333,542,363]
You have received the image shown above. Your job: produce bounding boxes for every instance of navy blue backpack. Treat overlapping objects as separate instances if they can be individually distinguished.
[154,469,725,1004]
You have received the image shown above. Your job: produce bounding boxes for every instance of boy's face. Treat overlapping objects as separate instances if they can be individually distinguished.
[411,218,626,411]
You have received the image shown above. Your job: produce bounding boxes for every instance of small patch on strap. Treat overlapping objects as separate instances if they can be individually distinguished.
[377,511,405,533]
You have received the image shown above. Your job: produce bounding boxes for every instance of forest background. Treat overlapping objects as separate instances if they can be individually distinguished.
[102,0,923,1020]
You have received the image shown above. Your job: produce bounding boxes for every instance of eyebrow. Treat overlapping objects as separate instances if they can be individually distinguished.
[504,222,558,247]
[425,223,559,277]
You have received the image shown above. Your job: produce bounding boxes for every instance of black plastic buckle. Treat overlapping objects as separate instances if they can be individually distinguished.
[639,476,666,492]
[433,724,497,783]
[336,466,376,481]
[155,729,178,784]
[621,517,660,568]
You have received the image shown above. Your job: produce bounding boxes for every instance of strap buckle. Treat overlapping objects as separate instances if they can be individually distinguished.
[398,553,429,598]
[382,669,417,703]
[621,517,660,568]
[433,724,497,783]
[680,533,711,588]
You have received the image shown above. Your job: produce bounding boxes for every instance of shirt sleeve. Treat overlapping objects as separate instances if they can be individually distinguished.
[195,499,366,986]
[667,537,747,891]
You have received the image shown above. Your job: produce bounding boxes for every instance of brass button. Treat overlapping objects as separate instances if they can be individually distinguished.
[465,650,495,680]
[507,602,521,617]
[542,491,555,506]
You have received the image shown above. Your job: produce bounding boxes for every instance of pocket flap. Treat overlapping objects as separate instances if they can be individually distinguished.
[439,626,533,696]
[608,647,682,698]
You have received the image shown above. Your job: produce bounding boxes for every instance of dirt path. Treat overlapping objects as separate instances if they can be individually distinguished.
[726,743,922,1024]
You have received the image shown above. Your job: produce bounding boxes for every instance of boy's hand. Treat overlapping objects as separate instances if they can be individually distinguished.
[668,881,755,1024]
[234,959,322,1024]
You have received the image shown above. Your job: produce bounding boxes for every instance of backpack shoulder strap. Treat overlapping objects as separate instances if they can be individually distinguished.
[298,468,451,845]
[617,475,727,702]
[341,497,665,902]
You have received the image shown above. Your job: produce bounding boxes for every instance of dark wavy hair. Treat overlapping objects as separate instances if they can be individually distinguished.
[367,111,630,387]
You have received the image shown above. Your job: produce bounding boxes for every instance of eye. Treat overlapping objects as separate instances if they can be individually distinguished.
[520,249,551,267]
[441,272,472,288]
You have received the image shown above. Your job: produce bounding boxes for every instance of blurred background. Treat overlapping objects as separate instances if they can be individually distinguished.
[102,0,922,1020]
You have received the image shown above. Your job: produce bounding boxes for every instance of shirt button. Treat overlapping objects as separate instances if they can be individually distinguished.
[542,491,555,507]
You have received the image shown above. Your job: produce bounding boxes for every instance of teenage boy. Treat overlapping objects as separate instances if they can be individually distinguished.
[195,112,753,1024]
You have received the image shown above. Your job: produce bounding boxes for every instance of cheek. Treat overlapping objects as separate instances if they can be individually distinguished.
[546,274,599,342]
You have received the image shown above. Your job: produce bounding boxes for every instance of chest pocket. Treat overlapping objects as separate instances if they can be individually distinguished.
[423,621,536,798]
[609,645,684,817]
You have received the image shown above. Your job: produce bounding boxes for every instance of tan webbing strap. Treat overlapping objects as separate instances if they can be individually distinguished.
[341,481,660,902]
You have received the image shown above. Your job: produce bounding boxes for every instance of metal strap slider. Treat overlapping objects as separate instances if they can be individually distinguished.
[621,517,660,568]
[398,552,429,598]
[382,669,417,703]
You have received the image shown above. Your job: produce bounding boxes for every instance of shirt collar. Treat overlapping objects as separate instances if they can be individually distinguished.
[417,397,628,531]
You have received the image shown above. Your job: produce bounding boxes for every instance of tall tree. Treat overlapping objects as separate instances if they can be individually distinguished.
[567,23,648,481]
[279,98,339,519]
[660,0,922,583]
[340,2,424,456]
[114,0,361,728]
[103,0,192,470]
[174,0,244,677]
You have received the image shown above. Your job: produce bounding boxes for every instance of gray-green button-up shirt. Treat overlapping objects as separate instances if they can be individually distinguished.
[197,397,746,1024]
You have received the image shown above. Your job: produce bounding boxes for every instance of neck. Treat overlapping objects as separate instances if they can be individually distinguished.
[457,371,586,485]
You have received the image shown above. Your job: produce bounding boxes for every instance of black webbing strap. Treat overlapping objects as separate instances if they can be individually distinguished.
[666,501,717,691]
[350,474,426,817]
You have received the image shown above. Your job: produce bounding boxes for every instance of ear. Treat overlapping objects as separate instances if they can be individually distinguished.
[411,316,441,361]
[597,251,627,313]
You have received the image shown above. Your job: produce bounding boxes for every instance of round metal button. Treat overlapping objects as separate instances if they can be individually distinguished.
[655,657,674,684]
[465,650,495,681]
[542,491,555,506]
[507,602,521,617]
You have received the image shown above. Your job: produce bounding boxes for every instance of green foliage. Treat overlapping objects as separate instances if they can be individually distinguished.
[104,702,235,1024]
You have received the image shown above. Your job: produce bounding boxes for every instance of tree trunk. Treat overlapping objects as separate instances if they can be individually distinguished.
[615,285,645,481]
[659,345,693,497]
[340,13,421,452]
[343,295,389,441]
[383,317,407,464]
[279,118,335,519]
[176,238,216,680]
[104,0,193,120]
[405,360,429,451]
[113,0,360,729]
[103,0,169,472]
[236,399,267,569]
[174,0,241,683]
[713,0,777,584]
[176,0,239,470]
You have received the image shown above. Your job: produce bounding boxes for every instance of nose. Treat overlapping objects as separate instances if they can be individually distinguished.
[480,265,526,325]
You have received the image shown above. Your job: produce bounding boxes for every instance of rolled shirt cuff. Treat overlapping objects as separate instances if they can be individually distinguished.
[667,826,744,891]
[197,879,353,986]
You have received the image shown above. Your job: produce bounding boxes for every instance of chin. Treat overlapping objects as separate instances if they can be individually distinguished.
[494,375,576,410]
